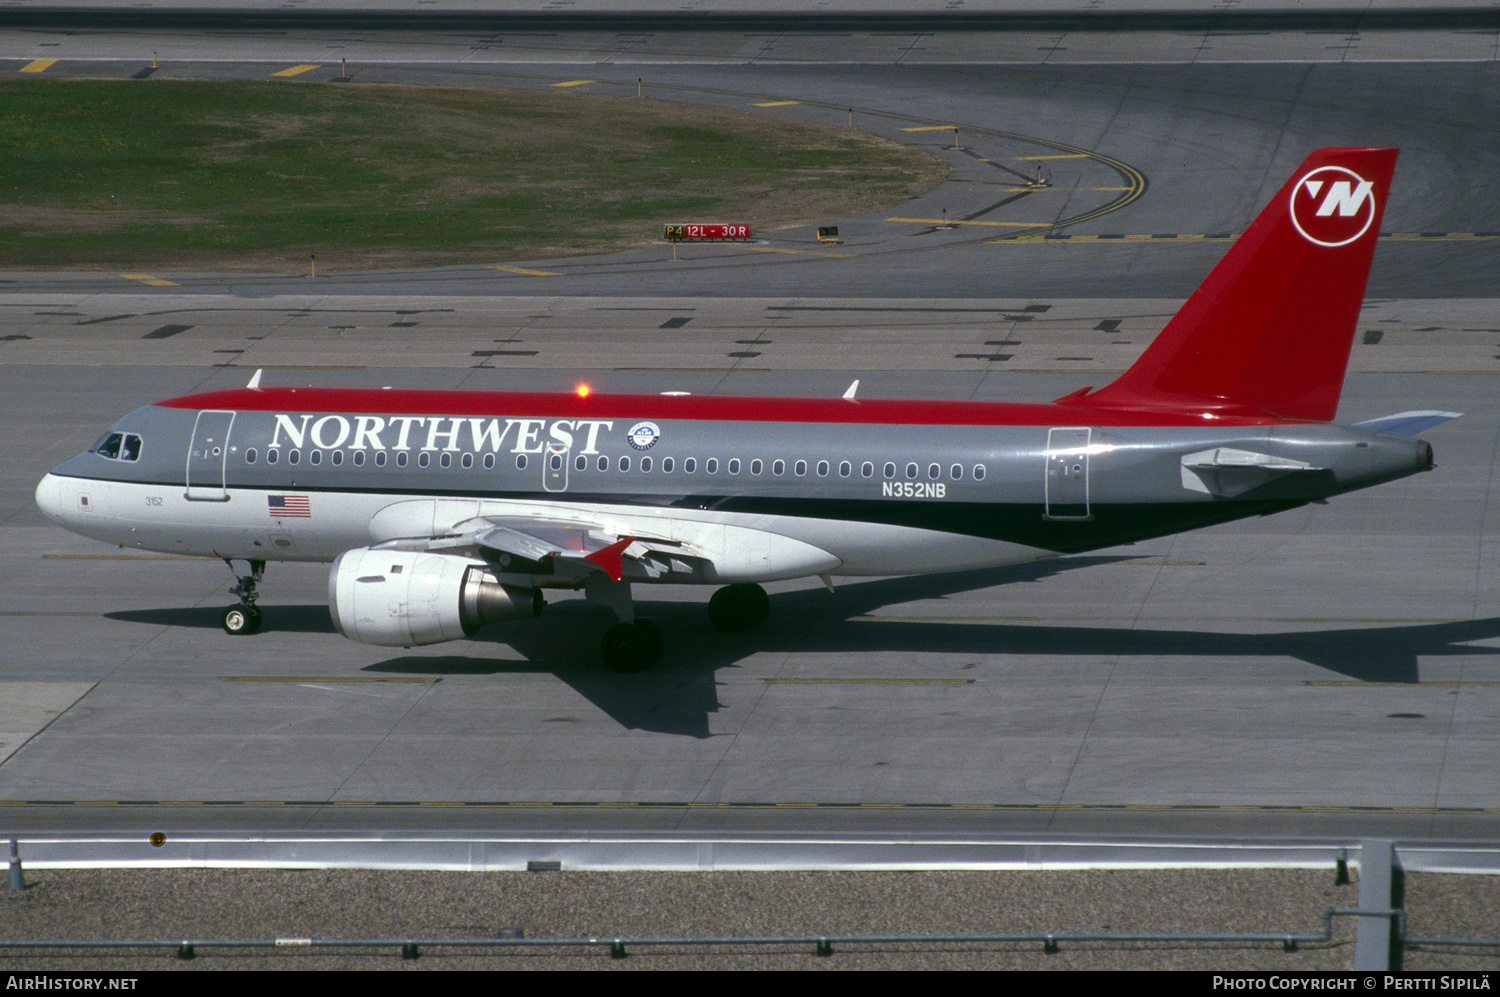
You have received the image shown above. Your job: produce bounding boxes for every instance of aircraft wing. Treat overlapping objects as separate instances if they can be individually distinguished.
[364,498,840,584]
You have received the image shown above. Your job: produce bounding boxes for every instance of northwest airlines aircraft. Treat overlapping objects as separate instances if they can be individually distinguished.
[36,148,1456,671]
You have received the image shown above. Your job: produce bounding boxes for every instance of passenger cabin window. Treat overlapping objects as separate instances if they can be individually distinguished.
[246,448,257,464]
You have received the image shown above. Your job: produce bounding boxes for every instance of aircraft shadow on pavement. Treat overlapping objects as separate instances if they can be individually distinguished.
[103,560,1500,738]
[106,603,338,634]
[376,556,1500,737]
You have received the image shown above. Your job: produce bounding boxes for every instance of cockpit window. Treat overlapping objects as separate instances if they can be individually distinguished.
[92,433,122,459]
[91,432,143,462]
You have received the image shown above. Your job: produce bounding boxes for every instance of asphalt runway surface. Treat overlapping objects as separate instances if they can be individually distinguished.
[3,13,1499,852]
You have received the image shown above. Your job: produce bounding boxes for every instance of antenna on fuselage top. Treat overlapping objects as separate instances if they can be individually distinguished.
[246,369,263,389]
[842,379,859,400]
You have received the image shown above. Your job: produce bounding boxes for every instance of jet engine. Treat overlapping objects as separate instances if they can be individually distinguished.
[328,547,542,647]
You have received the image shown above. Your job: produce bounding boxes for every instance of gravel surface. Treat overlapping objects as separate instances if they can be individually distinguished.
[0,866,1432,971]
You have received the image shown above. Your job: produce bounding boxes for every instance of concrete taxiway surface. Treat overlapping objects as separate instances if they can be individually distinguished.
[1,11,1498,844]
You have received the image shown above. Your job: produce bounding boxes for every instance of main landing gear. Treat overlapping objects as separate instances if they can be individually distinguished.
[221,558,265,636]
[588,577,771,672]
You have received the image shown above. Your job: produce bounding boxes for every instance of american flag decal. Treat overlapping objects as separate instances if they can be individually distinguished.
[268,495,311,518]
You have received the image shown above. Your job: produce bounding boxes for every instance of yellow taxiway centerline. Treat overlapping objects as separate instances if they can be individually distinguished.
[886,218,1051,227]
[493,265,563,276]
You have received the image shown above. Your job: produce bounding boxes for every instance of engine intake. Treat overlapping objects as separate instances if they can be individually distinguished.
[329,547,542,647]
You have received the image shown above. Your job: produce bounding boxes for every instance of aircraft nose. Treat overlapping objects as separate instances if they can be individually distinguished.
[34,473,67,524]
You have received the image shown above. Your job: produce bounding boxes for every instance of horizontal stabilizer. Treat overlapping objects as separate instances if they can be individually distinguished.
[1180,447,1323,497]
[1354,410,1463,436]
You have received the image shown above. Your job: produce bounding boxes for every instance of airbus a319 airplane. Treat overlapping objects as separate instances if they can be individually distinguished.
[36,148,1457,671]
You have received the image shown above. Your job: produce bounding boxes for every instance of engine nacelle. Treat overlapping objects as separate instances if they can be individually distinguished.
[328,547,542,647]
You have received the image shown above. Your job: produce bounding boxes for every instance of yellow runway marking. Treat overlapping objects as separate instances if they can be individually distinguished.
[898,125,958,132]
[120,274,178,287]
[1017,154,1090,160]
[551,80,596,88]
[271,64,320,77]
[748,247,850,257]
[20,59,57,73]
[493,265,562,276]
[755,100,801,107]
[886,217,1050,227]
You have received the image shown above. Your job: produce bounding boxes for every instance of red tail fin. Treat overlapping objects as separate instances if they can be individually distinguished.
[1078,148,1397,422]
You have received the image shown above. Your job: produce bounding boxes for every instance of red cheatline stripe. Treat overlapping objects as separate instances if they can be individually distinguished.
[157,387,1282,428]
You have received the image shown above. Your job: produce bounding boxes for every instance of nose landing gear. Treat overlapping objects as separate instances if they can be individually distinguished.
[221,558,265,635]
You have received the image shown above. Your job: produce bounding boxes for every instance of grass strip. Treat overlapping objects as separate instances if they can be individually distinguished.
[1,79,945,270]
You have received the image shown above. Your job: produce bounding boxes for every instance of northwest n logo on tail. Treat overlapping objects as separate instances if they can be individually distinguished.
[1290,166,1378,247]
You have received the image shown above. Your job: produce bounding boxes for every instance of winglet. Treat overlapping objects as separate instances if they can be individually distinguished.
[584,536,637,582]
